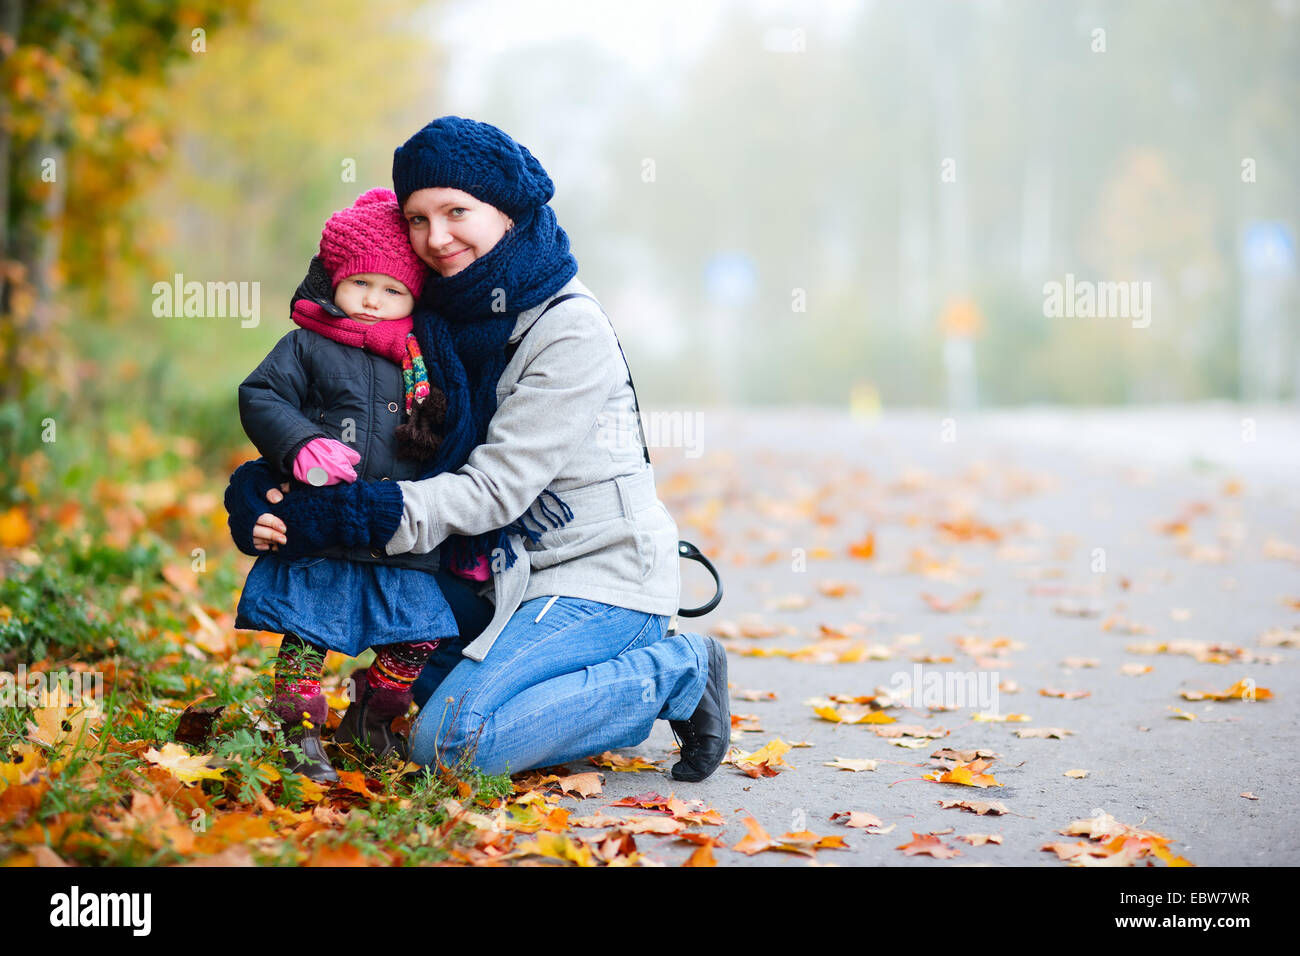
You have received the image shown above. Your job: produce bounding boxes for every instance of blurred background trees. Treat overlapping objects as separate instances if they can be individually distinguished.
[1,0,1297,506]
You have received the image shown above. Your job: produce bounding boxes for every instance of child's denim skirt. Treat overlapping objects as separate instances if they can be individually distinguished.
[235,553,458,657]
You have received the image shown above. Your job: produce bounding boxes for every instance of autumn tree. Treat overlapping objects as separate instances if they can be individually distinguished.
[0,0,253,404]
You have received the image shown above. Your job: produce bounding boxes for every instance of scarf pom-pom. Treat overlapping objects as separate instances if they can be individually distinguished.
[395,391,448,460]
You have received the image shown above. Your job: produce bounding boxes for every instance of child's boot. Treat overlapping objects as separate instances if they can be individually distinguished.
[272,692,339,783]
[335,668,412,760]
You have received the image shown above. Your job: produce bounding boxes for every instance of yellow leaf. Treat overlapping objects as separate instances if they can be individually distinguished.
[515,832,596,866]
[588,752,660,772]
[143,743,226,783]
[732,738,793,768]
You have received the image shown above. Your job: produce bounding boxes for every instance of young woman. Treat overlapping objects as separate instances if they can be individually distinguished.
[225,116,728,782]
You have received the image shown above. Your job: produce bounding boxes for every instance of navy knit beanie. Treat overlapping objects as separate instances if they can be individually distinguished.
[392,116,554,219]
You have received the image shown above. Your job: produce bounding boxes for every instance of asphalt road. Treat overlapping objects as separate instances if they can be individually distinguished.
[543,405,1300,867]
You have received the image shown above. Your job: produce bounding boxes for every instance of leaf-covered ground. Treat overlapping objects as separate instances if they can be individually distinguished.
[2,408,1297,866]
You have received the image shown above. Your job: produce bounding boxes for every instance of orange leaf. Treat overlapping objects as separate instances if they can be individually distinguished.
[896,831,961,859]
[925,760,1003,788]
[682,843,717,866]
[847,533,876,560]
[732,815,776,855]
[335,770,379,799]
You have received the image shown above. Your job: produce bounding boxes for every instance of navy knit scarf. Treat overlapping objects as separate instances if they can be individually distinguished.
[412,203,578,571]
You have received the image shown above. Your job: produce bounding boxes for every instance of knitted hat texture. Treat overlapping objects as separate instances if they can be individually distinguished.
[392,116,554,218]
[319,187,427,298]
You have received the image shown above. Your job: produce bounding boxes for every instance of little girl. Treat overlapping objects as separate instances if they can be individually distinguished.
[233,188,487,782]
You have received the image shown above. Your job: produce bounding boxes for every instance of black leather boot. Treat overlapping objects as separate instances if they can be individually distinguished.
[670,637,731,782]
[282,724,340,783]
[273,689,339,783]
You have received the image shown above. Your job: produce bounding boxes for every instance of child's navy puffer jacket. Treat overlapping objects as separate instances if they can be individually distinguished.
[238,328,440,573]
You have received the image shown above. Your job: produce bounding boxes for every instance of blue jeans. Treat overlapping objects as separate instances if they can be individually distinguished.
[405,597,710,775]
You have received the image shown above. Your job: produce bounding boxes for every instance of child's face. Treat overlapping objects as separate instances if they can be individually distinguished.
[333,273,415,323]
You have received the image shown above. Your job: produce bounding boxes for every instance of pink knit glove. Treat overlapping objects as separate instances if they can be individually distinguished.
[293,437,361,486]
[451,555,490,582]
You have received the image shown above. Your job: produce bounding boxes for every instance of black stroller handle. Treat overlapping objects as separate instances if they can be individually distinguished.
[676,540,723,618]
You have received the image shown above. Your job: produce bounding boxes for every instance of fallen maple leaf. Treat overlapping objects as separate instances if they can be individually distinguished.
[173,703,225,747]
[536,772,603,798]
[682,842,717,866]
[664,795,725,826]
[956,833,1002,846]
[733,815,777,855]
[732,738,794,772]
[589,752,661,772]
[924,759,1003,788]
[1179,678,1273,702]
[1064,769,1089,778]
[1014,727,1074,739]
[824,757,878,772]
[971,712,1031,723]
[896,831,961,859]
[829,811,894,834]
[26,705,101,749]
[335,769,379,799]
[609,815,684,835]
[143,743,226,784]
[1039,688,1091,699]
[936,516,1001,543]
[811,702,895,724]
[875,724,948,739]
[938,799,1010,816]
[818,579,860,598]
[733,815,849,857]
[932,748,1001,764]
[847,532,876,560]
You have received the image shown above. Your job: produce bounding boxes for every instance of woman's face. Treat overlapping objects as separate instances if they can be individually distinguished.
[403,187,514,277]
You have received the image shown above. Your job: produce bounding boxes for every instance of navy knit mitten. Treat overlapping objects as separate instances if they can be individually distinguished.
[224,458,283,556]
[266,478,405,558]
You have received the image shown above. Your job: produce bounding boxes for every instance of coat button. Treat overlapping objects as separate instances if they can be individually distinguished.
[387,402,399,412]
[370,549,382,559]
[380,476,390,481]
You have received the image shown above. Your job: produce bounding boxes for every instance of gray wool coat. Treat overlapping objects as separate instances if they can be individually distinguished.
[383,277,681,660]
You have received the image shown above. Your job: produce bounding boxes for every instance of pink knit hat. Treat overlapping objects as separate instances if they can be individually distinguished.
[319,187,427,298]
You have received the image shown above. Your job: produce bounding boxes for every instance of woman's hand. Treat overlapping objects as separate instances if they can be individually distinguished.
[225,459,290,557]
[252,482,290,551]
